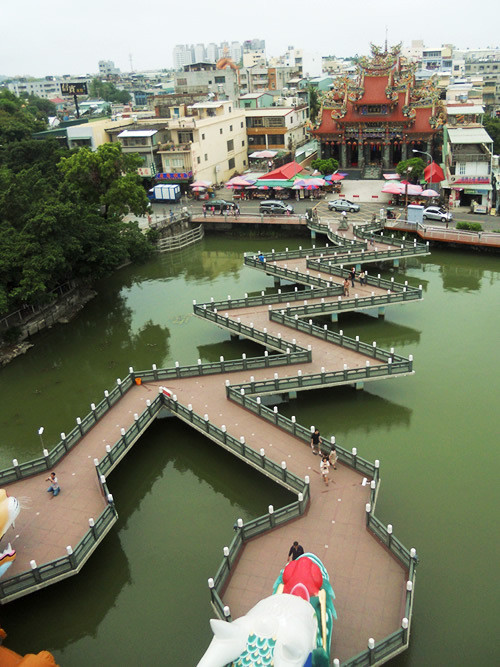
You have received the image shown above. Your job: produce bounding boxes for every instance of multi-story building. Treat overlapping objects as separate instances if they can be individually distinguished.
[206,43,218,63]
[460,53,500,111]
[244,105,310,154]
[98,60,120,78]
[194,44,206,63]
[174,62,239,101]
[107,122,170,176]
[7,76,91,100]
[157,100,247,184]
[242,40,266,68]
[442,108,494,211]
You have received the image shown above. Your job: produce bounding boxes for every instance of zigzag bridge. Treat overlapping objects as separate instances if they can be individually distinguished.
[0,219,427,665]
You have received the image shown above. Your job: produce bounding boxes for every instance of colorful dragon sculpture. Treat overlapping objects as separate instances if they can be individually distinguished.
[198,553,336,666]
[0,489,20,578]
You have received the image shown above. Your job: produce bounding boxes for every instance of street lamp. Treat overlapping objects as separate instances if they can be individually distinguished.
[412,148,432,163]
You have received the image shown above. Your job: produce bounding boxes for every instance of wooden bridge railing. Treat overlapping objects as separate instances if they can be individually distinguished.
[156,224,204,253]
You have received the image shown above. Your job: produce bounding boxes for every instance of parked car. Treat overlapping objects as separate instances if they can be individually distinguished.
[423,206,453,223]
[209,200,239,212]
[259,200,294,215]
[328,199,360,212]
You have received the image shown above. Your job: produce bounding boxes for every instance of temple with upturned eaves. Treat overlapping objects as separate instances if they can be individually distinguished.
[310,43,446,176]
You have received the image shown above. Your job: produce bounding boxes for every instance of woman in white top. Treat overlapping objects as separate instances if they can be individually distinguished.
[320,455,330,486]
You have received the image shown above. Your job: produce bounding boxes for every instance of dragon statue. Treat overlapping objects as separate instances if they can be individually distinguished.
[0,489,20,578]
[198,553,336,666]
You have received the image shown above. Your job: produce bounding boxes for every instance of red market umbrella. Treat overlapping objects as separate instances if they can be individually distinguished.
[325,173,345,182]
[421,188,439,197]
[226,176,256,186]
[258,185,270,190]
[424,163,445,183]
[383,173,400,180]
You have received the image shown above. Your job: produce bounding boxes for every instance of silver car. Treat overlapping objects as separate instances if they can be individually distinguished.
[423,206,453,223]
[328,199,360,213]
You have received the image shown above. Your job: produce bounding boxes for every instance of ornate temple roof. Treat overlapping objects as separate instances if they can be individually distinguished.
[311,44,445,137]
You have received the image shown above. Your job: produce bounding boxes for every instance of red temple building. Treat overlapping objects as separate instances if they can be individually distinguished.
[310,44,446,176]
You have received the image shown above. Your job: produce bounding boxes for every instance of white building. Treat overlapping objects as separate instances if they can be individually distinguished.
[157,100,248,184]
[98,60,120,77]
[7,76,91,100]
[244,105,310,154]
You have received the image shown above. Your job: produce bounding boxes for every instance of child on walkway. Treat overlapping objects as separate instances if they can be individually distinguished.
[320,454,330,486]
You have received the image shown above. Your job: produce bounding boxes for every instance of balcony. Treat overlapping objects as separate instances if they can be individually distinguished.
[158,142,192,153]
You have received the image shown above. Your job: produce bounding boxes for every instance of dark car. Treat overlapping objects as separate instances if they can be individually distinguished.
[209,199,239,212]
[259,200,294,215]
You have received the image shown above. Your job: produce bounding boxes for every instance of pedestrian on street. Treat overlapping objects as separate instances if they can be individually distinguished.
[169,209,174,222]
[311,428,321,455]
[211,206,215,216]
[202,204,207,218]
[329,446,338,470]
[320,454,330,486]
[46,472,60,497]
[349,267,356,287]
[287,541,304,562]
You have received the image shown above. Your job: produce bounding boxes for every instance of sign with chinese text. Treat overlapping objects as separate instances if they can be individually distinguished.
[60,82,88,96]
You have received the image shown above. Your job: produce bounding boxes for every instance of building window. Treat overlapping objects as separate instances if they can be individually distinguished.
[228,157,235,169]
[215,76,226,84]
[202,133,205,140]
[220,128,223,134]
[242,140,245,146]
[230,125,233,131]
[197,156,201,164]
[243,159,246,166]
[204,154,208,161]
[240,121,244,128]
[229,107,232,113]
[178,131,193,143]
[227,139,234,152]
[177,78,187,86]
[459,163,466,175]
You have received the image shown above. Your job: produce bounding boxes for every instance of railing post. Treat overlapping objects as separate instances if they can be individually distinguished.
[268,505,275,528]
[116,378,123,395]
[221,424,227,444]
[91,403,97,423]
[402,617,409,644]
[256,396,262,416]
[291,415,297,436]
[281,460,287,483]
[12,459,21,480]
[43,448,50,469]
[387,523,393,549]
[365,502,371,527]
[76,417,83,436]
[260,448,266,468]
[239,435,246,457]
[30,559,42,584]
[152,363,158,381]
[223,546,231,572]
[208,577,216,605]
[368,637,375,665]
[223,606,232,623]
[104,390,111,408]
[66,545,77,569]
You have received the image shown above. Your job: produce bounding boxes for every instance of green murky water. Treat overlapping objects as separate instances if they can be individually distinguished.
[0,236,498,666]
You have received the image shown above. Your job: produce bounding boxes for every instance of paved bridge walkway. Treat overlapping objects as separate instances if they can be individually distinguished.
[0,226,422,664]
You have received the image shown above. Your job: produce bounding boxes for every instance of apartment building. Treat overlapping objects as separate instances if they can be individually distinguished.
[244,106,309,154]
[174,63,240,101]
[442,112,494,211]
[7,76,91,100]
[157,100,247,184]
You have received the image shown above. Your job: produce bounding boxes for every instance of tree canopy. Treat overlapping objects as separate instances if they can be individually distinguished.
[396,157,426,182]
[89,78,131,104]
[0,136,153,316]
[0,89,47,143]
[483,115,500,154]
[310,157,339,175]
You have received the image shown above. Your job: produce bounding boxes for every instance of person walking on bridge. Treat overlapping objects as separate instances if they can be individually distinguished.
[311,428,321,455]
[287,541,304,562]
[349,267,356,287]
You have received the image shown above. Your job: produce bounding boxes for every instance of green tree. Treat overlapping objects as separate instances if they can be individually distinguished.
[58,143,149,220]
[0,90,46,143]
[308,85,320,124]
[482,115,500,153]
[396,157,426,182]
[310,157,339,174]
[89,78,131,104]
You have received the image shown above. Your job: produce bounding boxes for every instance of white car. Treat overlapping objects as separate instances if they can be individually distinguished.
[423,206,453,223]
[328,199,360,213]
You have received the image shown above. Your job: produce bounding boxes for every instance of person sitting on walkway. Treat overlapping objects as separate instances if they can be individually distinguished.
[287,541,304,562]
[258,252,265,264]
[311,428,321,455]
[46,472,60,497]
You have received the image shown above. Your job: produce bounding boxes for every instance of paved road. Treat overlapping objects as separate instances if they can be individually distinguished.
[148,189,500,231]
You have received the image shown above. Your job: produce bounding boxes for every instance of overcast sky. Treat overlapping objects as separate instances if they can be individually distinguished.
[1,0,499,78]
